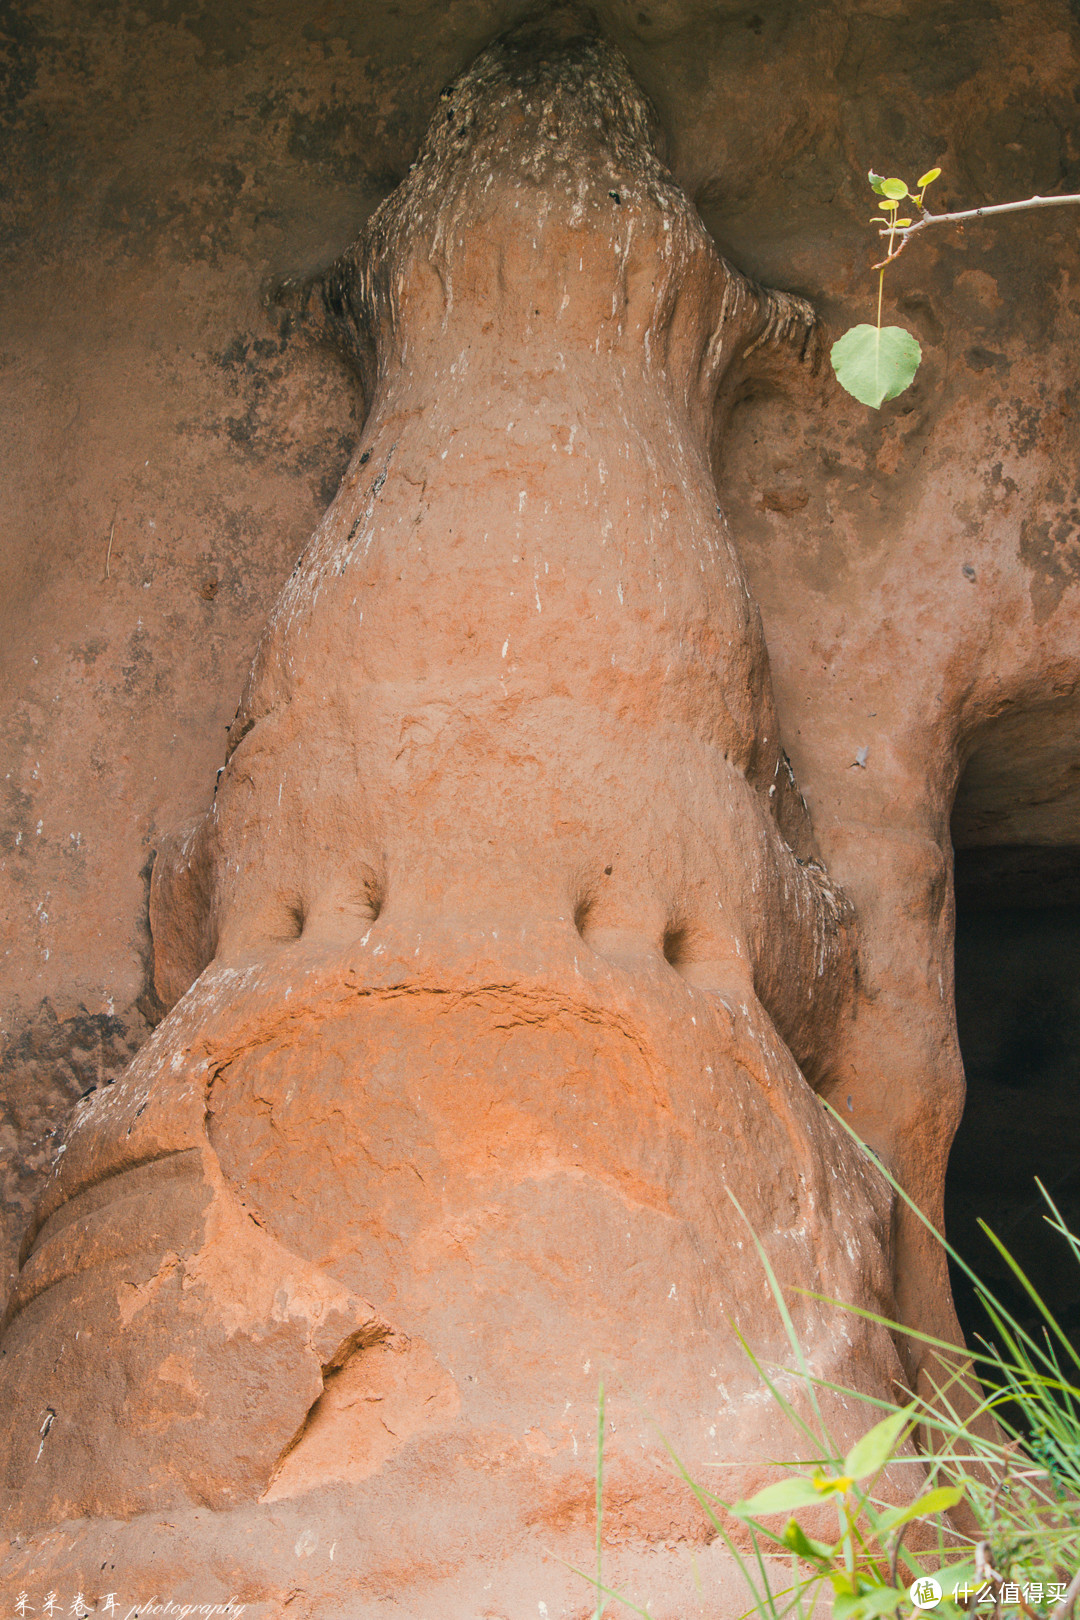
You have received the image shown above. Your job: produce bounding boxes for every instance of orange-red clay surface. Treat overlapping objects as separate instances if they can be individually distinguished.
[2,5,1078,1616]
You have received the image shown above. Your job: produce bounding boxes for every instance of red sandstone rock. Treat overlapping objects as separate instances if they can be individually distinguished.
[0,16,919,1613]
[3,4,1079,1615]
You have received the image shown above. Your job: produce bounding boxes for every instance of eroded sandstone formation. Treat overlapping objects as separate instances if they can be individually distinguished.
[1,15,918,1614]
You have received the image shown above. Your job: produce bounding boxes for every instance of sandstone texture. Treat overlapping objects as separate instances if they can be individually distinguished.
[1,1,1078,1615]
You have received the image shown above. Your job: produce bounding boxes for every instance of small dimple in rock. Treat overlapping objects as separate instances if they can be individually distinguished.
[962,563,976,581]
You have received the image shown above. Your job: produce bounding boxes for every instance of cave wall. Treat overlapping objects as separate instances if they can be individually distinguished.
[1,0,1078,1596]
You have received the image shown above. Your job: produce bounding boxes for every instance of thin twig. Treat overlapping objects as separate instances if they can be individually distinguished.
[873,190,1080,268]
[104,507,117,579]
[975,1541,1004,1618]
[1052,1567,1080,1620]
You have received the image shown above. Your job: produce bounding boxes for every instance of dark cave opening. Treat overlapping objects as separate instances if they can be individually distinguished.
[946,846,1080,1360]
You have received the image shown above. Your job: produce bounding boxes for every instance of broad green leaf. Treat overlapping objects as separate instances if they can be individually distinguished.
[876,1484,964,1533]
[833,1588,907,1619]
[880,178,908,199]
[868,170,887,194]
[843,1407,913,1480]
[894,218,912,227]
[830,324,922,409]
[917,166,941,188]
[782,1517,833,1565]
[733,1475,823,1518]
[880,199,899,211]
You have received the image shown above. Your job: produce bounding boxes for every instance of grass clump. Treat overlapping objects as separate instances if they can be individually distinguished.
[580,1121,1080,1619]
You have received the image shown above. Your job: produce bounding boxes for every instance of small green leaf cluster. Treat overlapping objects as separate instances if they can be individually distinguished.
[829,165,941,408]
[732,1408,967,1619]
[868,167,941,228]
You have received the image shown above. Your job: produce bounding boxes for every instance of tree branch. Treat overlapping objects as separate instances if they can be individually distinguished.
[873,190,1080,269]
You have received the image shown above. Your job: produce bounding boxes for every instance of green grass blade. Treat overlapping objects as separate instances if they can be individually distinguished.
[727,1189,833,1455]
[975,1220,1080,1375]
[564,1564,654,1620]
[596,1379,606,1618]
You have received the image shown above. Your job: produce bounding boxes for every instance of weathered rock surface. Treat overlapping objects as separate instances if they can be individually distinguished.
[1,0,1078,1613]
[0,13,917,1612]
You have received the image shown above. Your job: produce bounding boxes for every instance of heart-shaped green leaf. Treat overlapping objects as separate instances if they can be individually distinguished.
[880,177,908,199]
[830,324,922,408]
